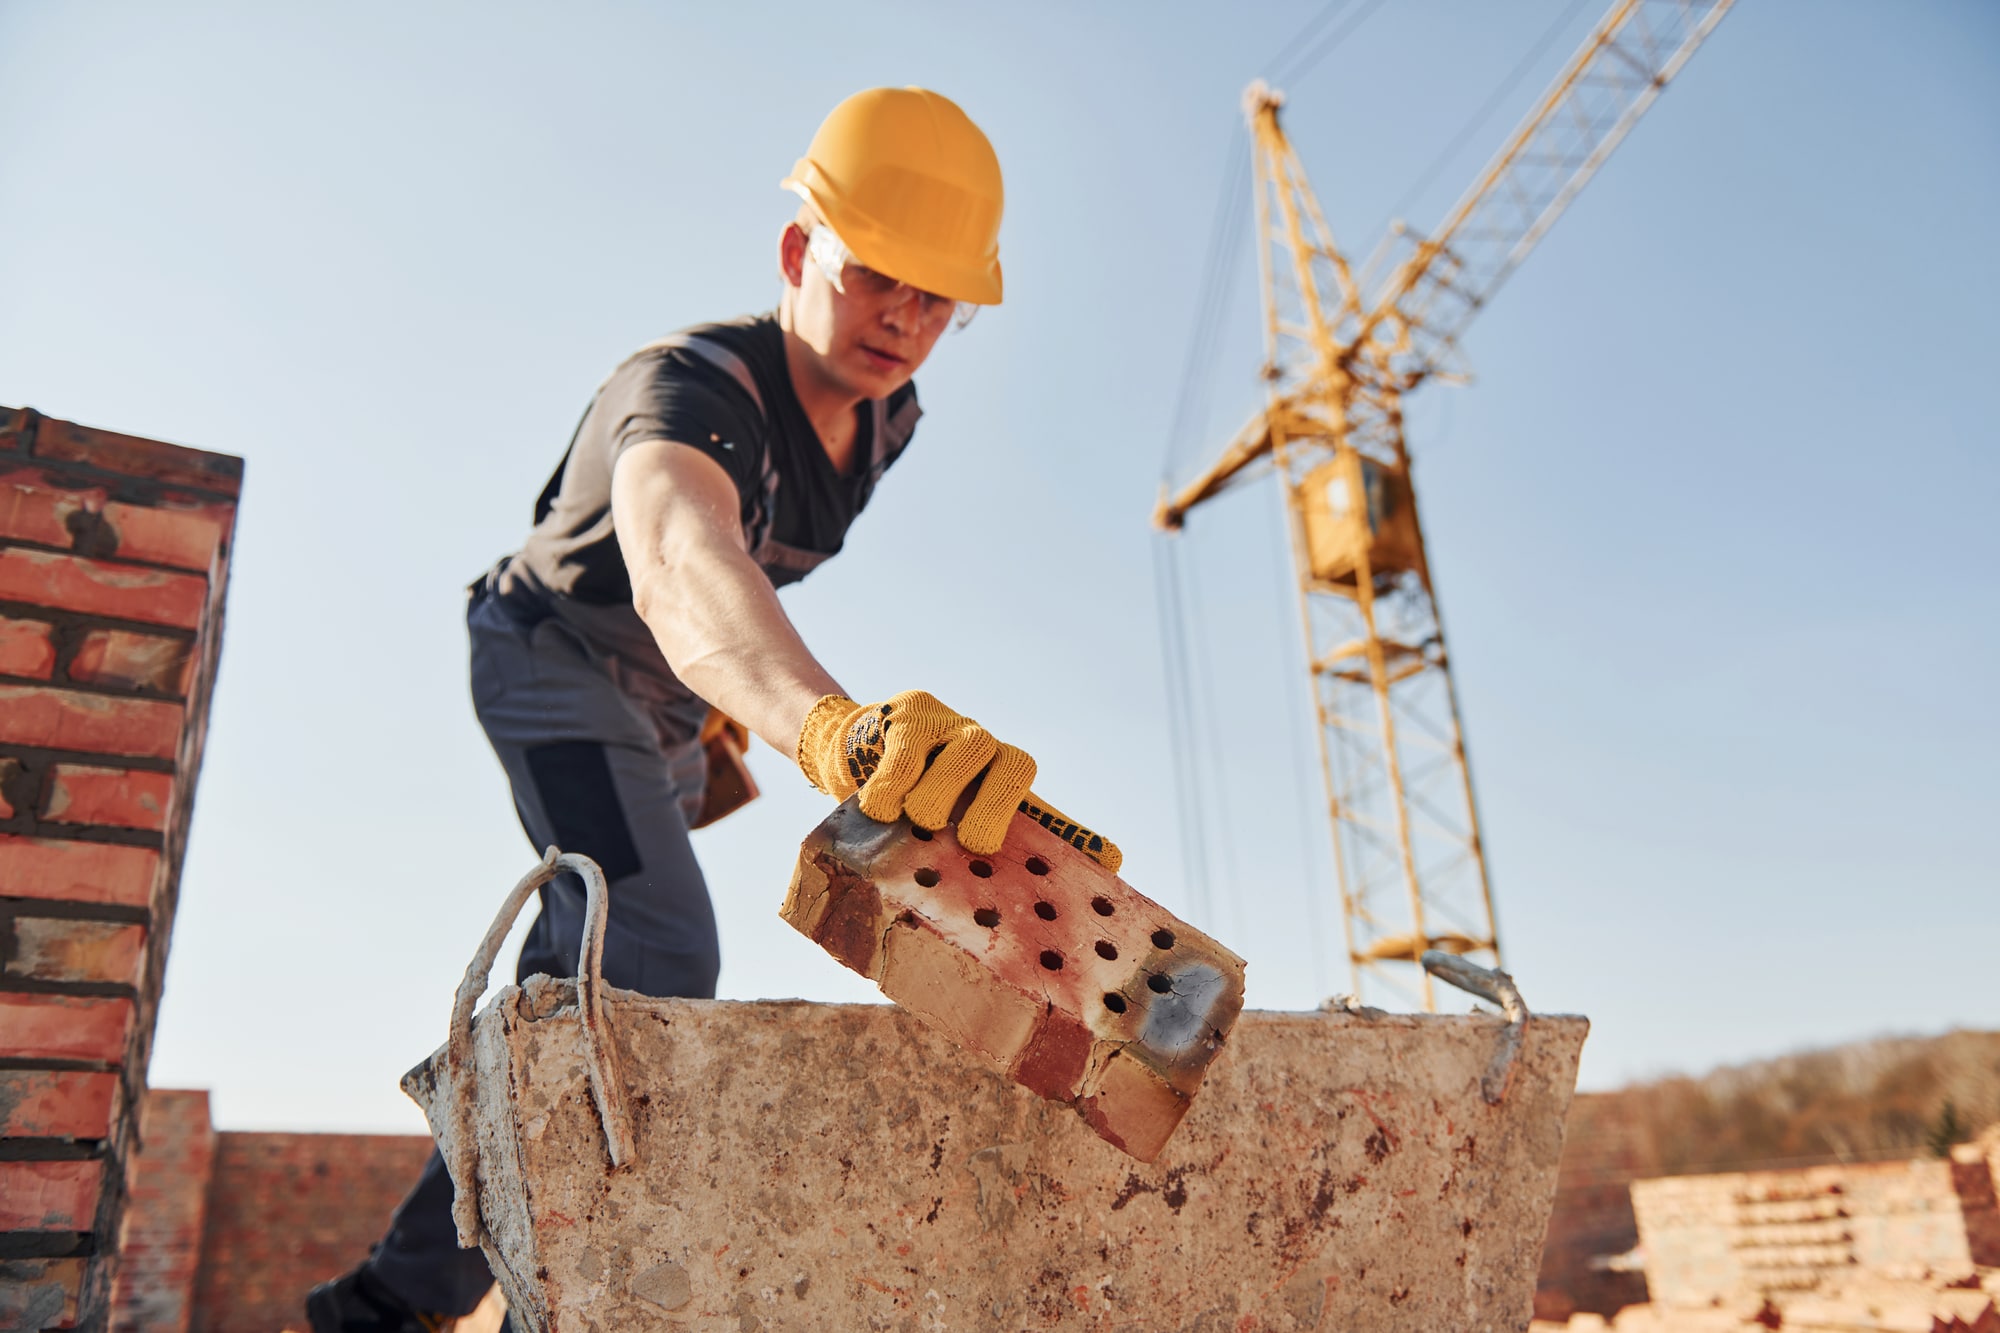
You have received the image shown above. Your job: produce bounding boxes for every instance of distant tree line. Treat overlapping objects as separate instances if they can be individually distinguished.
[1595,1029,1999,1175]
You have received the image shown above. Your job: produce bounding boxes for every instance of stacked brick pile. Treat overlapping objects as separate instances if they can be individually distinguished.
[1633,1148,1999,1305]
[1531,1130,2000,1332]
[1532,1273,2000,1331]
[0,408,239,1329]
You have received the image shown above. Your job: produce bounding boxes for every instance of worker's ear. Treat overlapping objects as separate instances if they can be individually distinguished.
[778,222,809,289]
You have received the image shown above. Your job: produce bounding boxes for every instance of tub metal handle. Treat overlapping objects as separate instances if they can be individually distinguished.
[446,847,633,1248]
[1421,951,1529,1106]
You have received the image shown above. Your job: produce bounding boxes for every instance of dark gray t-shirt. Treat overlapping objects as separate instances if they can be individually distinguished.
[492,314,920,703]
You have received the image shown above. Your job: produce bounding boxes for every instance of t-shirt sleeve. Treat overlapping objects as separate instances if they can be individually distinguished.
[592,349,764,500]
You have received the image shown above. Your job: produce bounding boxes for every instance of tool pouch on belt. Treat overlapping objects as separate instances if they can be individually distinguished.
[692,708,759,829]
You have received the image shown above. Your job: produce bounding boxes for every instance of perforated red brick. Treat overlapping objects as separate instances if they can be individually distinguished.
[784,798,1246,1162]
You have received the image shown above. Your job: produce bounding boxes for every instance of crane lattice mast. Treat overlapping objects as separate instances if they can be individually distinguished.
[1157,0,1733,1009]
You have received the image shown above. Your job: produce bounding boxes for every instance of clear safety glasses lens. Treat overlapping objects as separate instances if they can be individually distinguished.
[807,225,978,331]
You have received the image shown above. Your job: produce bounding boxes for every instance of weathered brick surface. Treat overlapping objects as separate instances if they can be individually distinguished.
[0,404,239,1329]
[0,548,208,629]
[42,764,174,832]
[0,1258,85,1330]
[0,1070,120,1140]
[109,1091,216,1333]
[0,464,231,574]
[187,1131,435,1333]
[5,917,148,987]
[93,501,230,576]
[0,464,88,548]
[0,613,56,679]
[0,994,135,1064]
[0,1160,105,1232]
[28,418,242,498]
[0,836,159,908]
[0,684,183,760]
[67,630,193,697]
[783,798,1246,1162]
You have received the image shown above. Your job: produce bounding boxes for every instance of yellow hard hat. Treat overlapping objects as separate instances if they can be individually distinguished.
[782,87,1004,306]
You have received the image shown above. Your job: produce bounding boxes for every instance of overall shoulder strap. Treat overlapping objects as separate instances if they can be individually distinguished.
[625,331,767,424]
[534,332,771,526]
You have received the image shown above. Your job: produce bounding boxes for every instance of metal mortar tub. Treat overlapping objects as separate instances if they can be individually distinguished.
[404,850,1586,1331]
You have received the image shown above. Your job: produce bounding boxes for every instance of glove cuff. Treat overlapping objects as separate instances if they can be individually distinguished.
[796,693,860,794]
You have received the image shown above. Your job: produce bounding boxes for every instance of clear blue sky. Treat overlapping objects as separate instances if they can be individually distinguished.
[2,2,1993,1133]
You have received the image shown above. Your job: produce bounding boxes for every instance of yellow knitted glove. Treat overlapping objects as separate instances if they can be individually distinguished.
[796,691,1121,872]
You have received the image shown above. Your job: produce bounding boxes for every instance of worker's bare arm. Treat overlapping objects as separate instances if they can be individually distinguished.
[611,439,844,756]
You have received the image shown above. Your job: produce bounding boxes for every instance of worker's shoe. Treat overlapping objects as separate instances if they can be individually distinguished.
[304,1264,450,1333]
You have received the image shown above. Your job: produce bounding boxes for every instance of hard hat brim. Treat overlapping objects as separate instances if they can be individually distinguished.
[782,173,1003,307]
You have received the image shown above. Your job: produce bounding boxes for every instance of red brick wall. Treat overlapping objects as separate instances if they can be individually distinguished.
[0,407,239,1330]
[188,1131,434,1333]
[108,1092,214,1333]
[1535,1092,1657,1321]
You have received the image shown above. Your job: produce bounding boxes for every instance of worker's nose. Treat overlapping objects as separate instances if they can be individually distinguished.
[878,291,920,338]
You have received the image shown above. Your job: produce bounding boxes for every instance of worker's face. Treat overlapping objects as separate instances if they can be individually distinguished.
[779,223,953,400]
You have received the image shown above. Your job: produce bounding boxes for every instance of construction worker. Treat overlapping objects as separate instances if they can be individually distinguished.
[306,86,1116,1331]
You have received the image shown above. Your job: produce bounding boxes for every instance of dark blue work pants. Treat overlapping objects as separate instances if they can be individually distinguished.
[364,585,721,1315]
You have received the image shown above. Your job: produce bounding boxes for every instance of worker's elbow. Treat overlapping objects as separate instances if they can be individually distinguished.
[628,548,729,682]
[629,563,699,667]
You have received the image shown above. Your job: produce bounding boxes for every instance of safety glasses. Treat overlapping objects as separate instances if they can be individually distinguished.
[807,224,979,331]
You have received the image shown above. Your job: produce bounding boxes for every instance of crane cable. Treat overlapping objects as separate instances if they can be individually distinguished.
[1269,0,1393,89]
[1154,0,1397,940]
[1380,0,1597,237]
[1156,122,1251,928]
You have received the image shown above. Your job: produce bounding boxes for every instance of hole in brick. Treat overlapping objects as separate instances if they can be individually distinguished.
[1152,928,1176,950]
[1025,856,1050,876]
[974,907,1001,928]
[1104,992,1128,1014]
[1147,973,1173,994]
[1095,940,1118,961]
[914,868,941,888]
[1092,896,1115,917]
[969,860,994,878]
[911,826,933,841]
[1034,901,1058,921]
[1040,950,1065,971]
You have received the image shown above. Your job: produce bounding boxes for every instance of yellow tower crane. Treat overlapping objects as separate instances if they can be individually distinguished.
[1157,0,1734,1009]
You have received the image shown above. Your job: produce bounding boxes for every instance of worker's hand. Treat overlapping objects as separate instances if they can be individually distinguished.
[796,691,1121,871]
